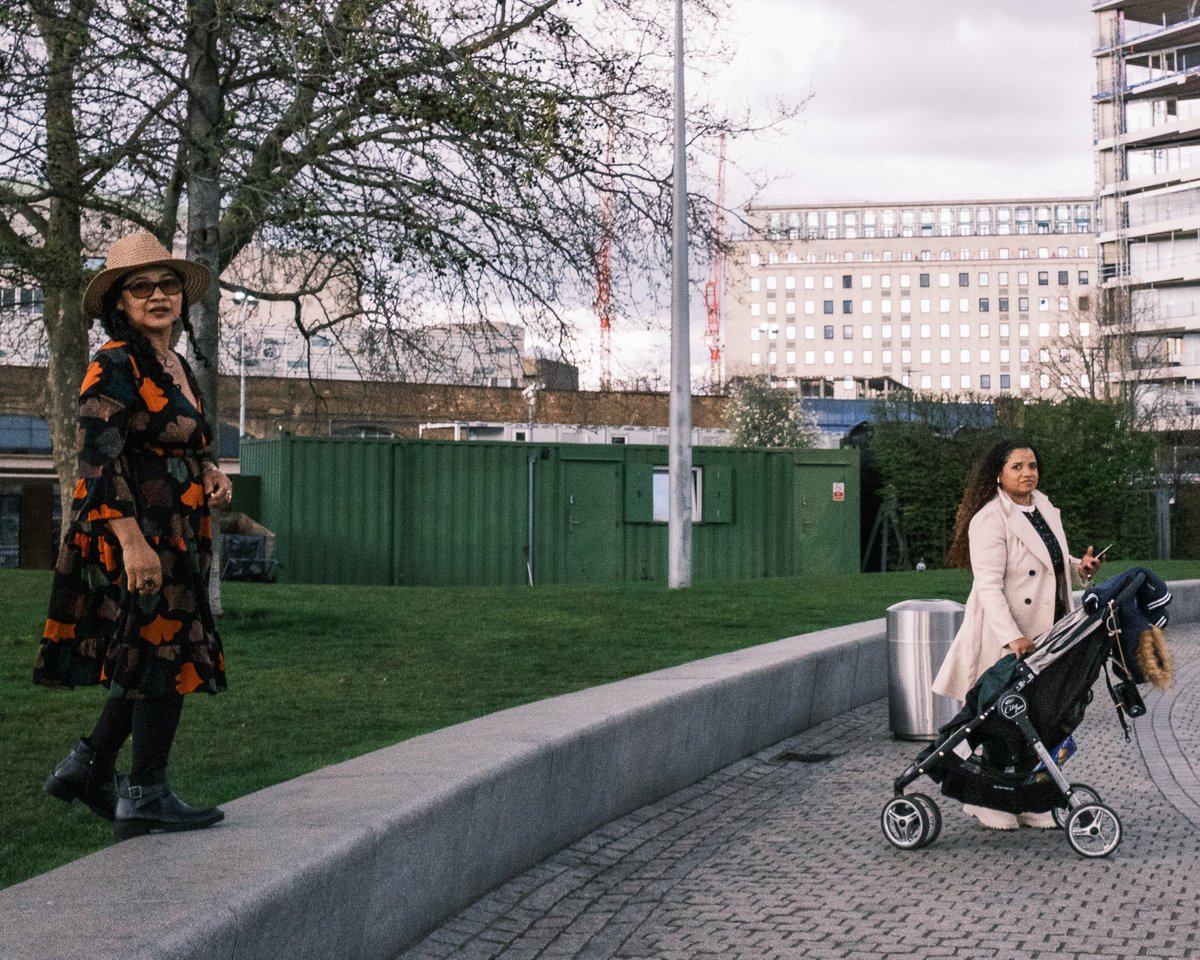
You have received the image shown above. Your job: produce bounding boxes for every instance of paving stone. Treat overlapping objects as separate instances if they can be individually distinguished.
[394,625,1200,960]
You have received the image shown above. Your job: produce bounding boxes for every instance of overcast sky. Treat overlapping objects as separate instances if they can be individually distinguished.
[571,0,1100,386]
[716,0,1097,206]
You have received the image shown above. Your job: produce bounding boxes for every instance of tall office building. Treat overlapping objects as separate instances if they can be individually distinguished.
[1094,1,1200,418]
[724,199,1095,399]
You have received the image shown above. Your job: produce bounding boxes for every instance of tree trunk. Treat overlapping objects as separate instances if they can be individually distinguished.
[186,0,225,612]
[185,0,222,407]
[38,2,93,535]
[44,290,89,537]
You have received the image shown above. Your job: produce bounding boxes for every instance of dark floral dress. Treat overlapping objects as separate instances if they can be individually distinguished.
[34,339,227,700]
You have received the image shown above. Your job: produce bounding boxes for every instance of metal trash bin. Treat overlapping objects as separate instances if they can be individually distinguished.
[886,599,965,740]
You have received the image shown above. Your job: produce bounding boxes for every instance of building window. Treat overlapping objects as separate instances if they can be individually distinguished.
[824,325,834,339]
[1078,270,1089,285]
[978,272,989,286]
[842,274,852,288]
[980,374,991,389]
[843,325,854,339]
[998,297,1009,312]
[1057,270,1068,285]
[1000,374,1011,389]
[1037,271,1049,286]
[823,300,834,314]
[960,374,971,389]
[979,297,990,312]
[842,300,853,314]
[958,272,969,287]
[1018,297,1030,312]
[919,273,930,287]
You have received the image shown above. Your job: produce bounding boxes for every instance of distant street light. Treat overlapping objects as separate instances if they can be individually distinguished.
[234,292,257,437]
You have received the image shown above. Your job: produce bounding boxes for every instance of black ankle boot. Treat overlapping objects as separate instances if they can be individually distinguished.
[43,738,119,821]
[113,771,224,840]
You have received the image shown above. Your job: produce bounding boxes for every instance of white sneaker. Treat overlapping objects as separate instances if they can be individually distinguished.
[1017,810,1058,829]
[963,804,1020,830]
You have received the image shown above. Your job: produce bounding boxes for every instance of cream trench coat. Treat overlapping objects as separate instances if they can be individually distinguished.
[931,489,1082,703]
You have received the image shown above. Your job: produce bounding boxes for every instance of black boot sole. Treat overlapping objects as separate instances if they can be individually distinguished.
[113,809,224,840]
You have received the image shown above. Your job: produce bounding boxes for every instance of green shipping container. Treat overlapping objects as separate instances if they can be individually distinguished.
[238,436,859,586]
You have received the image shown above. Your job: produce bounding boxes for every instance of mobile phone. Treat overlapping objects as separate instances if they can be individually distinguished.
[1094,543,1113,560]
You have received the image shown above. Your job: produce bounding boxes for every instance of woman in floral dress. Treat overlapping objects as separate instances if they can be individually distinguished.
[34,232,234,840]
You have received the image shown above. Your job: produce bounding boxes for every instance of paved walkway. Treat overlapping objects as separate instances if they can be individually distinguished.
[396,624,1200,960]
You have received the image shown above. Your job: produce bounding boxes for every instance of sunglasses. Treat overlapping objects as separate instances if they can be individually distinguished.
[121,275,184,299]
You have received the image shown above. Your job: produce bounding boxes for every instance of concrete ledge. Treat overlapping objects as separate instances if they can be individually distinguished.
[3,579,1198,960]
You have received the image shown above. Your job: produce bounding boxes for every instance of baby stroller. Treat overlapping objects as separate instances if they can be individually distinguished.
[881,568,1172,858]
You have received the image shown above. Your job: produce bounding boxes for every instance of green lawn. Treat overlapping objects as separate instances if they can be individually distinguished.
[3,560,1197,889]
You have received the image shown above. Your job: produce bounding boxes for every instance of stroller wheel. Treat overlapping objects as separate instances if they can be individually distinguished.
[1052,783,1102,830]
[1065,803,1122,858]
[881,795,933,850]
[910,793,942,847]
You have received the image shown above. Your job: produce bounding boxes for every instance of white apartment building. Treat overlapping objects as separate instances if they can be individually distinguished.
[1094,0,1200,418]
[723,199,1096,399]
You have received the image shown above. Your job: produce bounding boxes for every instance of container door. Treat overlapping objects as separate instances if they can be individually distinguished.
[562,460,623,582]
[795,463,854,574]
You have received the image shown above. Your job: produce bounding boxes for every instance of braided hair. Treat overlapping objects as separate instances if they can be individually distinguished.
[97,271,216,441]
[946,438,1042,570]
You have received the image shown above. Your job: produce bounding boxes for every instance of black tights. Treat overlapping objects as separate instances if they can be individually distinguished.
[86,693,185,784]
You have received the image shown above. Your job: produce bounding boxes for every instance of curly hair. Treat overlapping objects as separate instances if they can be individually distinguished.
[97,271,215,440]
[946,438,1042,570]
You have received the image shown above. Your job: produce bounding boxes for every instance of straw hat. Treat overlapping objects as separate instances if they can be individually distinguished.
[83,232,211,318]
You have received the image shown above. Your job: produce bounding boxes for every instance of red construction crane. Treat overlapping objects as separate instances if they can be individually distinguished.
[596,120,615,392]
[704,135,727,391]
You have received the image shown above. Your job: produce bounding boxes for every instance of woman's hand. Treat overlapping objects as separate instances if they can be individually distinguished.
[108,517,162,594]
[203,464,233,511]
[1008,637,1035,657]
[1079,545,1103,581]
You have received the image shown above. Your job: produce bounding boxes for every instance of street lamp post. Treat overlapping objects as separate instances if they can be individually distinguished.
[668,0,692,589]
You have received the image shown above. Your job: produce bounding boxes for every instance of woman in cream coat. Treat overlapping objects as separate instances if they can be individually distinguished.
[932,439,1102,830]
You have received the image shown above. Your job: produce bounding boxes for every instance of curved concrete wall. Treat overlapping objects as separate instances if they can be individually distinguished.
[3,580,1196,960]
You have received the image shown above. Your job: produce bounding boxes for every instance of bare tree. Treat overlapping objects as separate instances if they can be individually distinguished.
[1,0,799,530]
[1036,283,1171,427]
